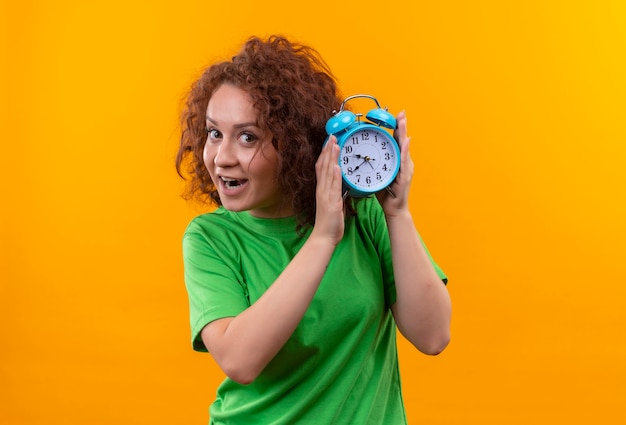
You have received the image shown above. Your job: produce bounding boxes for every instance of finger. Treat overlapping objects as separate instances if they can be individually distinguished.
[327,138,342,198]
[316,136,333,173]
[396,111,410,149]
[395,113,413,168]
[317,136,338,192]
[393,110,406,141]
[403,136,412,163]
[330,146,342,198]
[325,136,339,178]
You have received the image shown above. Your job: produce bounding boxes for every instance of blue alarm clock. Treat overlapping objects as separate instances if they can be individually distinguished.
[325,94,400,198]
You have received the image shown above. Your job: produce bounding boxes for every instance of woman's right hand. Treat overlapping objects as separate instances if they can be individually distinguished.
[313,135,345,246]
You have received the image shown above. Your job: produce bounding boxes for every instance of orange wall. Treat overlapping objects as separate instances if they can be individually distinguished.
[2,1,625,424]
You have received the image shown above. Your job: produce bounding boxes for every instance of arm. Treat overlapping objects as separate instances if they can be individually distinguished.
[387,211,452,355]
[378,111,452,355]
[201,137,345,384]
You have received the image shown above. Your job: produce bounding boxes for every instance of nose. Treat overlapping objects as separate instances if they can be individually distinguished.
[213,139,237,167]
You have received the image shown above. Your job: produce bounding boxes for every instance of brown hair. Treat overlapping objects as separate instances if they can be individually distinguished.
[176,35,357,228]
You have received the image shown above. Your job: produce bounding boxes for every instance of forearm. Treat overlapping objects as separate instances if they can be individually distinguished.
[387,211,451,355]
[203,233,336,383]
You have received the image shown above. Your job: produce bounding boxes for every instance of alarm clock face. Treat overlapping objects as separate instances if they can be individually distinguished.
[339,126,400,193]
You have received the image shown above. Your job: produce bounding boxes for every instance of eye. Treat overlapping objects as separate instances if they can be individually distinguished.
[239,132,258,145]
[206,128,222,141]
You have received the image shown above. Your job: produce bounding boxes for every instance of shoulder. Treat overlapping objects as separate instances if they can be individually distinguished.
[185,207,230,234]
[343,197,389,247]
[182,208,241,257]
[355,196,383,215]
[353,196,386,228]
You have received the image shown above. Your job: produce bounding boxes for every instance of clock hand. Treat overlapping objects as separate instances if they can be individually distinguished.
[354,154,376,169]
[364,156,376,170]
[353,159,367,171]
[350,154,376,162]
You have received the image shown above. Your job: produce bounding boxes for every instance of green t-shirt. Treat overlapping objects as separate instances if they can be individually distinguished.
[183,197,447,424]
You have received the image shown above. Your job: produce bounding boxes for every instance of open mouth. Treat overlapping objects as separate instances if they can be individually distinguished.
[221,177,247,189]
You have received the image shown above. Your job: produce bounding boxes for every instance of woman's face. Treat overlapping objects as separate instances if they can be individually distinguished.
[203,83,291,218]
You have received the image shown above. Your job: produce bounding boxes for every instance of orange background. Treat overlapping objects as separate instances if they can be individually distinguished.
[2,1,625,424]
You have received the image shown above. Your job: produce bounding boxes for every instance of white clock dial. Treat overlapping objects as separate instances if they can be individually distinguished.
[340,127,399,192]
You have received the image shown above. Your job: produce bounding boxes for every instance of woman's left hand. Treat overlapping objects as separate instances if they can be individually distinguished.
[376,110,414,217]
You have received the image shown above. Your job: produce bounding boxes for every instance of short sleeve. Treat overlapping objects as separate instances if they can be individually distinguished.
[363,197,448,308]
[182,224,250,352]
[420,240,448,285]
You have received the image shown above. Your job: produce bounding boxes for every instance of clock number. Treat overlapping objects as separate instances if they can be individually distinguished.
[343,156,349,164]
[361,132,370,141]
[347,167,354,175]
[351,137,359,145]
[384,153,391,161]
[381,141,387,149]
[376,172,382,181]
[356,174,361,183]
[382,164,388,171]
[366,176,372,184]
[344,145,353,154]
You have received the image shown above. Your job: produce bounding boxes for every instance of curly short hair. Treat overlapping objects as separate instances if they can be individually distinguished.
[176,35,357,229]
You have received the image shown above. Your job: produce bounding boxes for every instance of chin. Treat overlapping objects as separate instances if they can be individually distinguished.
[220,202,248,213]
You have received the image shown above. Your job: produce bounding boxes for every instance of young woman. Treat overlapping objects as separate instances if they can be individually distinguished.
[176,35,451,424]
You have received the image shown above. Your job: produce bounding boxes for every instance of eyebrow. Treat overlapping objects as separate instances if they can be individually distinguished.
[205,116,260,129]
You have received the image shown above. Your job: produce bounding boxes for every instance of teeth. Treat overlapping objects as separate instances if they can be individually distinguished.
[221,177,241,188]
